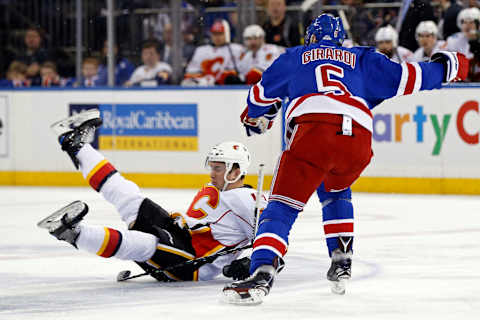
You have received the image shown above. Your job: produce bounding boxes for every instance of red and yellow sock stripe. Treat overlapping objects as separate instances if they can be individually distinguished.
[96,227,123,258]
[86,159,117,192]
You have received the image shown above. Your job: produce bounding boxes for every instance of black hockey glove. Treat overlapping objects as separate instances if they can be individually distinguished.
[222,257,251,280]
[430,51,469,82]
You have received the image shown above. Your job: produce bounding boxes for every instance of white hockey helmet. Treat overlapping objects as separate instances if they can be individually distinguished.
[415,20,438,40]
[457,7,480,29]
[243,24,265,40]
[205,141,251,186]
[375,25,398,47]
[210,19,231,43]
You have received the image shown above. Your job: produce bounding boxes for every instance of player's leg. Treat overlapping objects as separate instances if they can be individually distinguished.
[320,119,372,294]
[316,184,354,294]
[37,201,157,262]
[38,200,195,281]
[223,121,330,304]
[51,110,144,227]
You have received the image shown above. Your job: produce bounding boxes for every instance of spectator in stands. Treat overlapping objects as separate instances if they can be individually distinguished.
[0,61,30,88]
[376,25,414,63]
[37,62,69,87]
[399,0,436,52]
[412,21,445,62]
[182,20,244,86]
[433,0,464,40]
[97,41,135,86]
[446,7,480,81]
[445,7,480,58]
[339,0,377,46]
[200,0,238,41]
[158,24,196,69]
[15,27,51,84]
[68,57,101,87]
[237,25,284,85]
[125,41,172,87]
[263,0,302,47]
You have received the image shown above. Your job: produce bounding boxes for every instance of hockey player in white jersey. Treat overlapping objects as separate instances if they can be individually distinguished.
[182,19,244,86]
[445,7,480,60]
[375,25,414,63]
[38,110,264,282]
[238,24,285,85]
[413,21,446,62]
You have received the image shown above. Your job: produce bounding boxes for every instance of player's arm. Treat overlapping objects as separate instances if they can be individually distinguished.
[246,50,293,117]
[363,49,468,102]
[241,50,293,135]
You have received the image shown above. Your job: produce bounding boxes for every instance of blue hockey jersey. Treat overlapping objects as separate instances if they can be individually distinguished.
[247,43,445,132]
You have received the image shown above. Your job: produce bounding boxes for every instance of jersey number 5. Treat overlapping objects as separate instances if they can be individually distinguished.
[315,64,351,97]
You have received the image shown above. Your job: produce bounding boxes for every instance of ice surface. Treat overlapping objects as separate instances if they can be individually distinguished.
[1,186,479,320]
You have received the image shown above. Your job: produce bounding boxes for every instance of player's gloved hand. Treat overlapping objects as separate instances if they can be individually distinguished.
[430,51,469,82]
[170,212,187,230]
[240,102,281,136]
[222,257,251,280]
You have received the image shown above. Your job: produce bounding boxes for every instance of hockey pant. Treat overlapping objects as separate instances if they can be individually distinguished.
[251,114,372,272]
[74,144,198,281]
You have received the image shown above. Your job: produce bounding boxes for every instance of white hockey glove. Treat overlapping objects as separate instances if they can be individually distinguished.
[240,102,281,136]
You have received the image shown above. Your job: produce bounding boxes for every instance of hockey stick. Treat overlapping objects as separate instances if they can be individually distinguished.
[253,164,265,239]
[117,243,253,282]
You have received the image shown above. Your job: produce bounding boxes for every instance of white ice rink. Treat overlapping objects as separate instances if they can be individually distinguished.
[1,186,480,320]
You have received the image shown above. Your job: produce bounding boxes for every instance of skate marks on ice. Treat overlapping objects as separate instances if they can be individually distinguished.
[2,188,480,319]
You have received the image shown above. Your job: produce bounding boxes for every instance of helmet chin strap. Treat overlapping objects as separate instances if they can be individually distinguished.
[222,162,241,191]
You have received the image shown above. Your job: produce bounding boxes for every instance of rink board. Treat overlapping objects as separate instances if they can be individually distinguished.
[0,85,479,194]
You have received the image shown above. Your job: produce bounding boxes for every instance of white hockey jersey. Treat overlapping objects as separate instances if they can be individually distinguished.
[128,61,172,86]
[184,43,244,84]
[177,185,266,281]
[412,40,446,62]
[238,44,285,84]
[445,32,474,59]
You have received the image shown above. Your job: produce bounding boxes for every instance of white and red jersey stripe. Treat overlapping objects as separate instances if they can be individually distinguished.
[248,82,283,107]
[395,62,423,97]
[285,93,373,133]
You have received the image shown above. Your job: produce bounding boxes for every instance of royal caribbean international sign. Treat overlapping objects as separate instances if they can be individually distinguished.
[70,104,198,151]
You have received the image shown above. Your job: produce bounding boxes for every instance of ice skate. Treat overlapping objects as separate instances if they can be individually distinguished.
[222,257,284,305]
[37,201,89,247]
[222,265,276,305]
[327,248,352,295]
[50,109,102,168]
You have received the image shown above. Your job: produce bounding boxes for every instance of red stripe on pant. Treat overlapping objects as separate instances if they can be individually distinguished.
[253,237,287,256]
[324,223,354,235]
[100,228,123,258]
[89,163,116,191]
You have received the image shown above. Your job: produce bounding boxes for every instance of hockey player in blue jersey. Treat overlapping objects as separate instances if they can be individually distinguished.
[222,14,469,305]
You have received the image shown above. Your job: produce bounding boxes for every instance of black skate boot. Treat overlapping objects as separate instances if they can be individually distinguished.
[222,257,284,305]
[327,236,353,295]
[37,201,89,248]
[50,109,102,169]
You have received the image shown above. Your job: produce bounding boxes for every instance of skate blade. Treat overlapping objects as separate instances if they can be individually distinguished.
[37,201,87,231]
[221,288,265,306]
[50,109,100,136]
[329,278,347,295]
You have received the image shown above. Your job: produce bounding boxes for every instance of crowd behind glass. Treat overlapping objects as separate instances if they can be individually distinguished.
[1,0,480,87]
